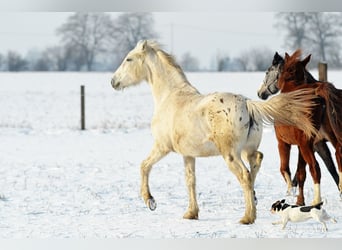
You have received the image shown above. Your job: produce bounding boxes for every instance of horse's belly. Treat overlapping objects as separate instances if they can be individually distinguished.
[275,125,306,145]
[172,135,220,157]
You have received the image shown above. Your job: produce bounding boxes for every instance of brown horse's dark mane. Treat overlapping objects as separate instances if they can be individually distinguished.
[316,82,342,144]
[278,50,306,91]
[285,49,302,70]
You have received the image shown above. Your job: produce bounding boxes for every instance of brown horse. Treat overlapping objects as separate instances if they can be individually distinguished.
[259,50,342,205]
[258,52,340,196]
[275,50,324,205]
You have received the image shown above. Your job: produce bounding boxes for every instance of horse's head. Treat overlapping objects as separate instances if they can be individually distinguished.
[278,50,311,91]
[111,40,150,90]
[257,52,284,100]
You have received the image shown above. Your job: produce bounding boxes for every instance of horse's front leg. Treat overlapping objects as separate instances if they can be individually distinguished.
[299,143,321,205]
[295,149,307,205]
[183,156,199,219]
[140,144,169,210]
[277,140,293,195]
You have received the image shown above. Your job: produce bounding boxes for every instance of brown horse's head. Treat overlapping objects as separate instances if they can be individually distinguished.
[278,49,312,92]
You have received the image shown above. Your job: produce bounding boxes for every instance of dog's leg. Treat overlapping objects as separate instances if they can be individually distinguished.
[281,219,288,230]
[321,222,328,232]
[272,220,282,225]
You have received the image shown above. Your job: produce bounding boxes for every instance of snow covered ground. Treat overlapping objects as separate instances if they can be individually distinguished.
[0,71,342,238]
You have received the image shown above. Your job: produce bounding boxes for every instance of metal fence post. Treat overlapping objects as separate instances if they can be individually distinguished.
[81,85,85,130]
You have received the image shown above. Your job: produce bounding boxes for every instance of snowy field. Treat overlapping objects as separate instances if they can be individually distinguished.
[0,71,342,238]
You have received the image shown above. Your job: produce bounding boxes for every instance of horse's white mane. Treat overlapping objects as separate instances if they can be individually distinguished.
[142,40,183,71]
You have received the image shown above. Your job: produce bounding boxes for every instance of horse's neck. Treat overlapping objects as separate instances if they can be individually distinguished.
[146,61,199,105]
[280,80,319,93]
[304,70,317,83]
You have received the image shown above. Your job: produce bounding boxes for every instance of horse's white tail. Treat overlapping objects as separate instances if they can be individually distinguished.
[246,88,318,138]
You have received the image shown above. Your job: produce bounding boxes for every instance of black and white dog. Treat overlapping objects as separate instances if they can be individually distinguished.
[271,199,336,232]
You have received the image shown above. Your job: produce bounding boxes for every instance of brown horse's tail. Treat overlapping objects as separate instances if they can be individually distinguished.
[315,82,342,144]
[246,89,318,138]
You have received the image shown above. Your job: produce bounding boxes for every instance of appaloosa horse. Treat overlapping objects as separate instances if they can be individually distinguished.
[111,40,317,223]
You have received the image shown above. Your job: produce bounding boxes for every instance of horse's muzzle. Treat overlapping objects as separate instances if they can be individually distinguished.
[111,77,121,90]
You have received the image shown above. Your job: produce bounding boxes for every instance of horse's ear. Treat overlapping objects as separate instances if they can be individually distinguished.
[273,52,284,65]
[141,40,147,51]
[281,199,286,203]
[137,40,148,51]
[302,54,311,67]
[285,52,290,60]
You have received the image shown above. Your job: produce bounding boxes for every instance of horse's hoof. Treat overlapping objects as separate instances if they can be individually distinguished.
[239,216,255,225]
[183,211,199,220]
[147,198,157,211]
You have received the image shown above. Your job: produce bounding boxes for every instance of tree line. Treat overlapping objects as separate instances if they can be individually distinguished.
[0,12,341,72]
[0,13,158,72]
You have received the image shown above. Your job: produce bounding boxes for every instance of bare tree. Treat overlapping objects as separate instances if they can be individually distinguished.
[276,12,342,68]
[0,53,4,71]
[275,12,310,49]
[7,51,27,71]
[238,47,274,71]
[108,13,159,63]
[42,46,69,71]
[179,52,200,72]
[57,13,112,71]
[305,13,342,63]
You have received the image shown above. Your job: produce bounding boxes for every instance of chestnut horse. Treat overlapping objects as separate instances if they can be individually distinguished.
[258,52,340,194]
[258,50,342,205]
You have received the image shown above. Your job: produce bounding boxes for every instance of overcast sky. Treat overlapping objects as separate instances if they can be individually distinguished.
[0,12,284,69]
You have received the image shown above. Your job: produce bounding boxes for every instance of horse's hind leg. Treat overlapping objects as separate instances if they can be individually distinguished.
[314,140,339,188]
[140,144,169,210]
[335,143,342,197]
[295,150,307,206]
[246,151,263,187]
[183,156,199,219]
[224,152,256,224]
[245,150,263,204]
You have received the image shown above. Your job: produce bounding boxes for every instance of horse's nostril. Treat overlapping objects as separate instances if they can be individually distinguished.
[111,78,118,89]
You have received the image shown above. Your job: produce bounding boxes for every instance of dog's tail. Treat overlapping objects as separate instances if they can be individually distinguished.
[313,201,324,210]
[320,198,328,207]
[319,198,337,223]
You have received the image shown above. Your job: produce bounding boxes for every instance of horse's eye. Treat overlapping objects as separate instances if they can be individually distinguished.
[126,58,132,62]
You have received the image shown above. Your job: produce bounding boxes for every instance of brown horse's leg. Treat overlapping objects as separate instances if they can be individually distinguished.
[295,149,307,205]
[277,140,293,195]
[298,143,322,205]
[335,144,342,195]
[314,140,339,188]
[294,140,339,189]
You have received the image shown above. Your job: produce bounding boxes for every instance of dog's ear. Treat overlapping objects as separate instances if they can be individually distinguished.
[281,199,286,203]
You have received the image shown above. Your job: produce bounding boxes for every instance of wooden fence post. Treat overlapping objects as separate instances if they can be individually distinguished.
[318,62,328,82]
[81,85,85,130]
